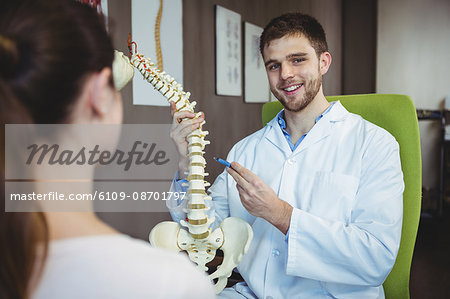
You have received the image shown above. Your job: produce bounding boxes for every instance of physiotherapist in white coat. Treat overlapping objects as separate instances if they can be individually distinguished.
[169,12,404,299]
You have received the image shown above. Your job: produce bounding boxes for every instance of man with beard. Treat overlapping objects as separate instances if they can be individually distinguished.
[169,13,404,299]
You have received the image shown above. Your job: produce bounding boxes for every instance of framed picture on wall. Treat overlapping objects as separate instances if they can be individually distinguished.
[215,5,242,96]
[131,0,183,106]
[244,22,270,103]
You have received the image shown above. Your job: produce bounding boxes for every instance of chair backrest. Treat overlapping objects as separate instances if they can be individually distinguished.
[262,94,422,299]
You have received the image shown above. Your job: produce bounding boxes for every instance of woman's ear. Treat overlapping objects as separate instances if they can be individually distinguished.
[70,67,121,124]
[90,67,113,118]
[319,52,332,75]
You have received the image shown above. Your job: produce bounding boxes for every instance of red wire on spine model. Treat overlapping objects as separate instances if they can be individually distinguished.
[127,33,138,59]
[127,35,160,79]
[79,0,102,14]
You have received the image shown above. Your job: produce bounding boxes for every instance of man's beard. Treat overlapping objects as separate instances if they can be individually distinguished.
[273,73,322,113]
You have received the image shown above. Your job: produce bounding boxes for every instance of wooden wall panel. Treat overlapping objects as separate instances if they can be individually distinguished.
[342,0,377,94]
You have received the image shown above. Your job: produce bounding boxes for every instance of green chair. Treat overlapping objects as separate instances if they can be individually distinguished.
[262,94,422,299]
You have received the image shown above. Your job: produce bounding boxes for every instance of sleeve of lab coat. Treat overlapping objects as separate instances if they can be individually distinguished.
[286,133,404,286]
[166,172,188,223]
[207,168,232,224]
[167,168,232,229]
[206,146,241,225]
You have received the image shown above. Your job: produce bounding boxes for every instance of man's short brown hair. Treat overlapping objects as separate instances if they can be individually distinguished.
[260,13,328,58]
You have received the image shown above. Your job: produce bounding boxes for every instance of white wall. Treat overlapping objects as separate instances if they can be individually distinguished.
[377,0,450,189]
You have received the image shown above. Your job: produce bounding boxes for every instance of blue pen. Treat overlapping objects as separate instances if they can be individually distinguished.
[213,157,231,168]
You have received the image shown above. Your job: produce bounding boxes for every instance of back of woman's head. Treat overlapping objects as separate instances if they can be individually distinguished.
[1,1,114,298]
[0,0,114,124]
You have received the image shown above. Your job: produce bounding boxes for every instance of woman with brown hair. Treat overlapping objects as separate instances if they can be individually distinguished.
[0,1,214,298]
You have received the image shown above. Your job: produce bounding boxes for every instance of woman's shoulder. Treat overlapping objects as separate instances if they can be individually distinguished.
[33,234,215,299]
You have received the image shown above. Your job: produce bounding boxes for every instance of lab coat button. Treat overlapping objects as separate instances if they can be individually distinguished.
[266,296,274,299]
[272,249,280,257]
[287,159,295,165]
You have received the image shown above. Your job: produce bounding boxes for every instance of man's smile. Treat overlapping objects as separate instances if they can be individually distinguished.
[281,83,304,95]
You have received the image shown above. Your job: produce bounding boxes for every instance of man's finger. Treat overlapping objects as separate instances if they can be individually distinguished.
[236,183,245,196]
[169,101,177,116]
[171,116,203,137]
[230,161,257,183]
[176,123,201,140]
[227,166,251,189]
[172,110,200,125]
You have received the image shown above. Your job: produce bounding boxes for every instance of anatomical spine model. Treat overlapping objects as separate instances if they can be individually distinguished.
[122,38,253,294]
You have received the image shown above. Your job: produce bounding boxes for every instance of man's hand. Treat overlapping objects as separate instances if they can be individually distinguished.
[227,162,293,234]
[169,102,204,178]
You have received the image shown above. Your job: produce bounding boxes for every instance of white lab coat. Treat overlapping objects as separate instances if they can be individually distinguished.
[170,101,404,299]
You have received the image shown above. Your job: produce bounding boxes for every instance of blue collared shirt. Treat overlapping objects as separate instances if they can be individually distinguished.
[276,102,334,151]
